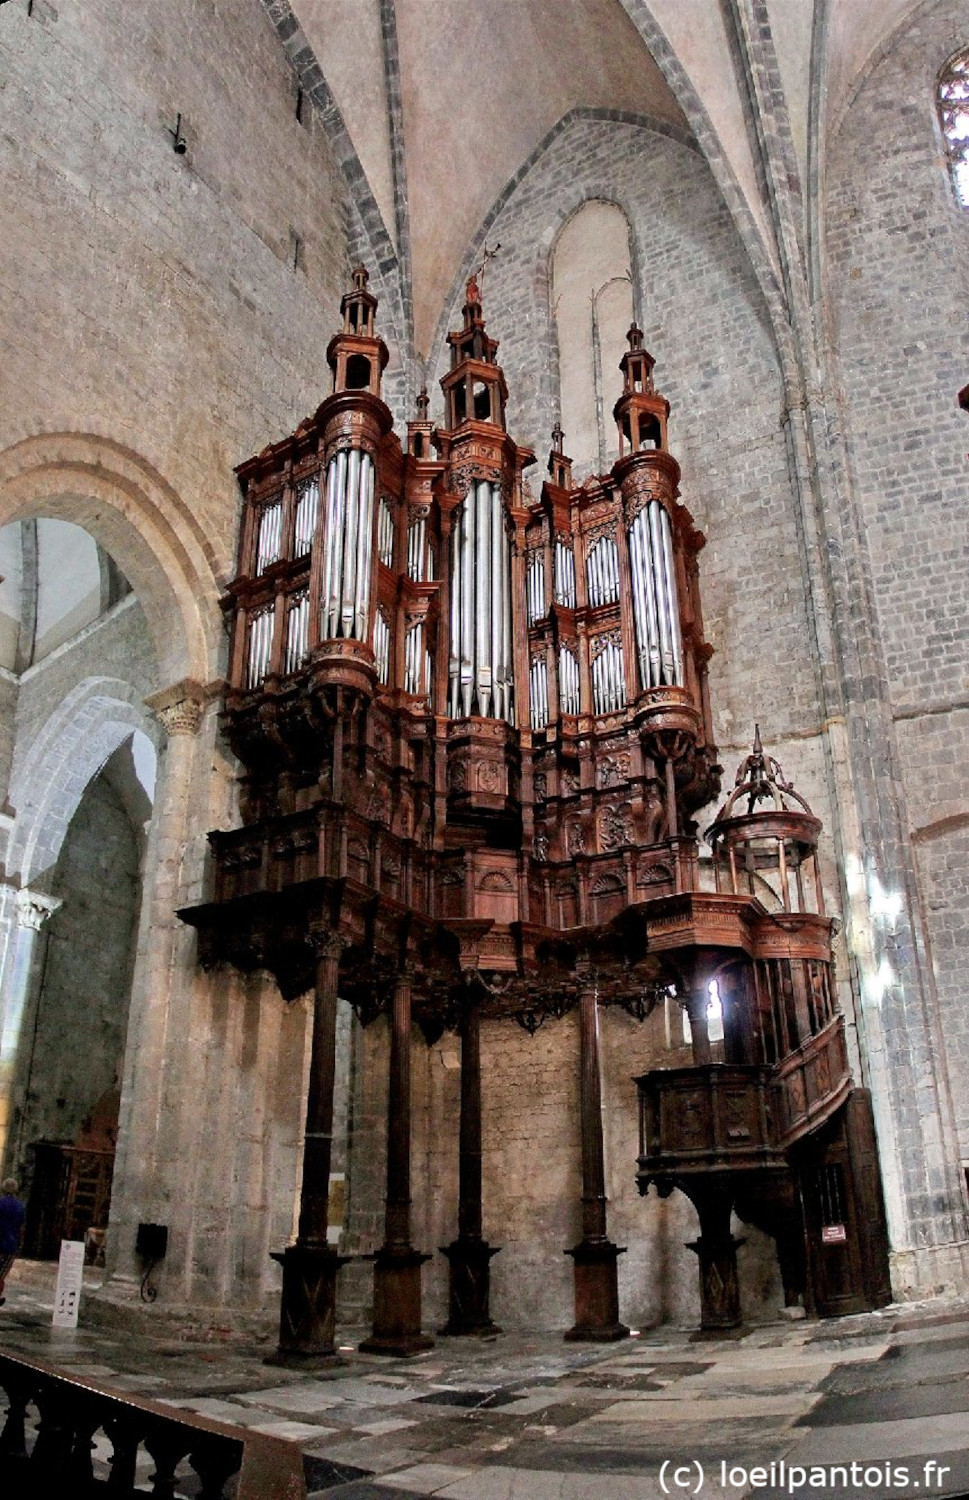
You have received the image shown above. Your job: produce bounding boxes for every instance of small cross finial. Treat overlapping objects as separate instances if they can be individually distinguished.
[551,422,564,452]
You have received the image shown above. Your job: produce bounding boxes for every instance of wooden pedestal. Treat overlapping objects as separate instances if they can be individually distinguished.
[271,1243,350,1362]
[564,1238,629,1342]
[439,1237,501,1336]
[359,1246,434,1356]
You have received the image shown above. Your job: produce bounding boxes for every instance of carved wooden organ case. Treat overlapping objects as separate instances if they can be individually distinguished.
[184,267,891,1336]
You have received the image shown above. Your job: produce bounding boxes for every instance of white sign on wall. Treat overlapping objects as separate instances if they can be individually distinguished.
[52,1239,85,1328]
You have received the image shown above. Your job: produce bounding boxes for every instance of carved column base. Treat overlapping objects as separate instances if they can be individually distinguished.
[685,1234,744,1332]
[359,1246,434,1356]
[270,1244,350,1363]
[564,1239,629,1342]
[438,1237,501,1336]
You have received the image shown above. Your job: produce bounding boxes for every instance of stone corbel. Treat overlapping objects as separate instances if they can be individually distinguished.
[145,679,218,738]
[16,888,62,931]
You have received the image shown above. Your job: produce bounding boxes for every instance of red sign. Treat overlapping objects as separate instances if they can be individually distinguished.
[821,1224,847,1244]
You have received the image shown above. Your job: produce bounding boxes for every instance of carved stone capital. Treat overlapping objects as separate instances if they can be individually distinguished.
[145,679,211,737]
[16,888,61,930]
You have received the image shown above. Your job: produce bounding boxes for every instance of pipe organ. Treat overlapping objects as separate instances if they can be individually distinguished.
[184,266,890,1359]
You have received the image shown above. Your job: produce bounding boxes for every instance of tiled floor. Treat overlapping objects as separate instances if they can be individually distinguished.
[1,1263,968,1499]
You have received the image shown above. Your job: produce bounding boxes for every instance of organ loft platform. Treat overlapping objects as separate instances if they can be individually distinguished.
[179,267,891,1358]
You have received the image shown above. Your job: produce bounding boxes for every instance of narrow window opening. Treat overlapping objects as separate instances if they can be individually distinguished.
[473,382,491,421]
[938,49,969,205]
[290,230,303,273]
[295,86,305,124]
[346,354,371,390]
[452,384,467,425]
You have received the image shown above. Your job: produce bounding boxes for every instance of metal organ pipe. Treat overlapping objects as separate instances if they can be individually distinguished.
[320,449,375,642]
[530,654,549,729]
[490,486,503,719]
[407,515,427,580]
[554,539,576,607]
[256,499,282,574]
[294,480,318,557]
[404,621,423,695]
[559,644,580,715]
[629,501,685,690]
[648,501,674,685]
[247,605,274,688]
[284,592,309,674]
[342,449,360,639]
[460,487,474,716]
[373,610,391,684]
[526,552,545,624]
[354,456,374,640]
[658,504,684,685]
[447,481,513,721]
[378,498,396,567]
[476,481,493,716]
[592,641,624,715]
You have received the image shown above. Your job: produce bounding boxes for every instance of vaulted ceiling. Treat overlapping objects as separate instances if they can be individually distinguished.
[287,0,929,359]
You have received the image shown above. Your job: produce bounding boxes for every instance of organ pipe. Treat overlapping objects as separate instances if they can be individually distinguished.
[294,479,319,558]
[320,449,375,642]
[447,481,513,721]
[586,535,619,608]
[530,654,549,729]
[256,500,283,574]
[247,605,274,688]
[526,552,545,623]
[554,538,576,607]
[404,621,424,695]
[592,641,625,715]
[559,644,580,715]
[629,501,682,690]
[373,610,391,684]
[378,498,395,567]
[284,592,309,674]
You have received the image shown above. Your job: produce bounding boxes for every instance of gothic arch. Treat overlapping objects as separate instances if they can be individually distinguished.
[0,433,223,686]
[6,677,158,889]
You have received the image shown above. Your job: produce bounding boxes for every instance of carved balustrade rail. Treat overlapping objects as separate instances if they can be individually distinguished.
[637,1017,851,1182]
[0,1350,306,1499]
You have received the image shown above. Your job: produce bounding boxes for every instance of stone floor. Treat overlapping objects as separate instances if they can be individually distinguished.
[1,1262,968,1499]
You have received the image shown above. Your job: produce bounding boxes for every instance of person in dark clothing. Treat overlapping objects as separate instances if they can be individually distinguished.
[0,1177,25,1305]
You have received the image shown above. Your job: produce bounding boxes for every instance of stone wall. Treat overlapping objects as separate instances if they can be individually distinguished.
[825,0,969,1170]
[10,768,140,1188]
[0,0,351,574]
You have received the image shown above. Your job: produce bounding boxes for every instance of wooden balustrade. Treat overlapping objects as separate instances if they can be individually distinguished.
[0,1351,306,1499]
[637,1017,852,1181]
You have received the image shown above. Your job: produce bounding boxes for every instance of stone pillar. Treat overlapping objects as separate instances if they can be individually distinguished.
[440,998,500,1335]
[273,933,349,1361]
[565,987,628,1342]
[360,968,433,1354]
[0,888,61,1177]
[103,679,211,1297]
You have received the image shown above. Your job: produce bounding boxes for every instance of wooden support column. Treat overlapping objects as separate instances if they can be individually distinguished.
[684,1178,744,1333]
[272,932,349,1362]
[565,987,629,1342]
[360,969,433,1354]
[440,997,500,1335]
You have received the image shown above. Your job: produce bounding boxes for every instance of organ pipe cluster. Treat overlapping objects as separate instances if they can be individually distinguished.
[226,269,714,771]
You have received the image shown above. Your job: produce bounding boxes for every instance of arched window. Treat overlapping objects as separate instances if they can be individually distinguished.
[551,202,633,474]
[937,49,969,206]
